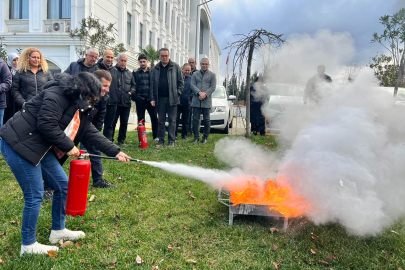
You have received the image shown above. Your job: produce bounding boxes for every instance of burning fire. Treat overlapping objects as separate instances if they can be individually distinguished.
[229,178,309,217]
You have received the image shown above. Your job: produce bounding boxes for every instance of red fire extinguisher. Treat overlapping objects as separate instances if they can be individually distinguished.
[65,150,91,217]
[138,119,148,149]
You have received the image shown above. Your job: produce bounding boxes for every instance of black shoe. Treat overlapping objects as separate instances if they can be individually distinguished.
[182,136,188,140]
[43,189,54,200]
[156,142,164,148]
[192,138,200,143]
[118,142,127,147]
[93,178,117,188]
[168,142,175,147]
[201,138,208,144]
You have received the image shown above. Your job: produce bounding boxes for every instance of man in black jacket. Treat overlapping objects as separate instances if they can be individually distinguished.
[97,50,120,142]
[132,54,158,140]
[112,53,136,146]
[64,48,99,75]
[150,48,184,147]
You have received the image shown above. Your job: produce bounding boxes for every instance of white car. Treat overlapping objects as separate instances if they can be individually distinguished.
[207,85,236,133]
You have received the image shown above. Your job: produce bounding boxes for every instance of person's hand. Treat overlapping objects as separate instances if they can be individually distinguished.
[67,146,80,157]
[151,101,155,107]
[116,152,131,162]
[128,92,132,95]
[199,92,207,99]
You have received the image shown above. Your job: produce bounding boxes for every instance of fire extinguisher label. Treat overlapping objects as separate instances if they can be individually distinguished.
[142,131,147,135]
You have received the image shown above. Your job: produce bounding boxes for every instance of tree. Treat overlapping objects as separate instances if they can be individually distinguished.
[371,8,405,94]
[240,79,246,102]
[227,74,239,97]
[224,29,285,137]
[138,45,160,69]
[69,17,126,58]
[343,60,364,83]
[0,37,7,62]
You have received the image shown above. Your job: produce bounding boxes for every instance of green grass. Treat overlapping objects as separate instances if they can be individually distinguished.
[1,132,405,269]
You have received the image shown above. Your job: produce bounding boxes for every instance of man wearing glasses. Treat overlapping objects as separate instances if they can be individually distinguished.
[188,58,198,75]
[150,48,184,147]
[64,47,99,74]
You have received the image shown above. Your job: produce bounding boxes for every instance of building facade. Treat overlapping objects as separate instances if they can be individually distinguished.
[0,0,221,76]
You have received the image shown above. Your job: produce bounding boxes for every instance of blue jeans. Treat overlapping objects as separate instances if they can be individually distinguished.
[1,140,68,245]
[0,108,4,127]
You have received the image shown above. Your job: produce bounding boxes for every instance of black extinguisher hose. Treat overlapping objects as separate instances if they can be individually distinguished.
[80,153,143,163]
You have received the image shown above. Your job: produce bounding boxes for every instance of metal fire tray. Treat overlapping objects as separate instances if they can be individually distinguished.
[218,189,289,230]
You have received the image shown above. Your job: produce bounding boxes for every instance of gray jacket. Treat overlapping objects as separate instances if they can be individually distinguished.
[150,60,184,106]
[190,70,217,108]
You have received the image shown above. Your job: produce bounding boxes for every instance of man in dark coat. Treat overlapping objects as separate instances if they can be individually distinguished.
[304,65,332,104]
[64,48,99,75]
[0,59,12,127]
[112,53,136,146]
[150,48,184,147]
[176,63,192,139]
[132,54,158,140]
[96,50,120,142]
[250,77,266,136]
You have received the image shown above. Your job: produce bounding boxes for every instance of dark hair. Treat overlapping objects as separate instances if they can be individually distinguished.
[93,70,112,82]
[75,72,102,105]
[159,48,169,54]
[138,54,148,61]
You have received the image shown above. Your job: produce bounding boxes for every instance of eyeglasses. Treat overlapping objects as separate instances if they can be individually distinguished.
[160,55,169,58]
[87,54,98,59]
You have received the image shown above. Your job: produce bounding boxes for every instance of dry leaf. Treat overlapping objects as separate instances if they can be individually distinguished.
[88,195,95,202]
[136,255,143,265]
[115,215,120,221]
[270,228,279,234]
[319,260,329,266]
[326,254,333,261]
[111,258,117,264]
[90,224,98,228]
[152,266,159,270]
[188,160,192,163]
[273,244,278,251]
[398,268,403,270]
[136,239,142,243]
[184,226,188,230]
[311,234,317,239]
[0,259,3,263]
[176,246,181,250]
[168,244,173,250]
[311,249,316,254]
[48,250,58,257]
[76,242,83,248]
[62,240,73,248]
[272,262,280,269]
[189,195,196,200]
[0,232,5,236]
[208,261,214,265]
[100,260,104,264]
[186,259,197,264]
[189,190,192,194]
[109,265,115,269]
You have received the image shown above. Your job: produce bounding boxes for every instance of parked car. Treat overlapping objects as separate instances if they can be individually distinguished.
[264,83,305,134]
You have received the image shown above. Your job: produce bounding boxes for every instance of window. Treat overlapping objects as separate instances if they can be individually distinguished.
[157,38,160,49]
[149,31,153,46]
[158,0,162,16]
[176,17,180,36]
[171,10,175,31]
[127,13,132,45]
[9,0,29,19]
[150,0,153,9]
[139,23,143,48]
[199,21,204,54]
[48,0,71,19]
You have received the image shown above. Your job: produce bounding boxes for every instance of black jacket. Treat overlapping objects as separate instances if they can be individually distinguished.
[250,85,265,124]
[132,67,152,100]
[0,74,120,166]
[64,58,97,75]
[95,59,120,106]
[115,65,136,107]
[0,59,12,109]
[11,68,53,107]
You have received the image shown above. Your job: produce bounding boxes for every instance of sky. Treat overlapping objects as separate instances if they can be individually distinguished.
[208,0,404,82]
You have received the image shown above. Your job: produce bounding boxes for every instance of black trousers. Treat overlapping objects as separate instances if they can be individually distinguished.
[134,96,158,139]
[112,106,131,143]
[103,104,117,142]
[157,97,177,144]
[192,107,210,139]
[176,104,191,138]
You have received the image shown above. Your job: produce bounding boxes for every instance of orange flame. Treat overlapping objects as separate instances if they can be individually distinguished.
[229,178,309,217]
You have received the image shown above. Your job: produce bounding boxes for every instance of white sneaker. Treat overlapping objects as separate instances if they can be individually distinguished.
[49,228,85,244]
[20,242,59,256]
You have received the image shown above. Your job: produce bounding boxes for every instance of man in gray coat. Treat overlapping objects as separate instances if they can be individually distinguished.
[150,48,184,147]
[190,58,217,144]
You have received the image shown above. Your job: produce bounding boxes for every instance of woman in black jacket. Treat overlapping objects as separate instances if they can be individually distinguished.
[11,47,54,108]
[0,72,131,256]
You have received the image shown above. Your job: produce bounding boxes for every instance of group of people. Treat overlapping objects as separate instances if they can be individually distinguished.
[0,46,217,256]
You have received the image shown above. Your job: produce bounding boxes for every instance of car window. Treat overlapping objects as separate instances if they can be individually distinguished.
[212,87,226,98]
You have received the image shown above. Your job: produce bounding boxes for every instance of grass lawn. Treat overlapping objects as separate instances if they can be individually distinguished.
[1,131,405,269]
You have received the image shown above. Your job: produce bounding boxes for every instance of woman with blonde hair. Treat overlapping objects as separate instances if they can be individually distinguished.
[11,47,53,108]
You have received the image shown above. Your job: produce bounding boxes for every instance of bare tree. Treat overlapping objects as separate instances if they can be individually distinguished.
[224,29,285,137]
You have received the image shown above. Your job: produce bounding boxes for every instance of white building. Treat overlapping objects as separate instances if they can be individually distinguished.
[0,0,221,76]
